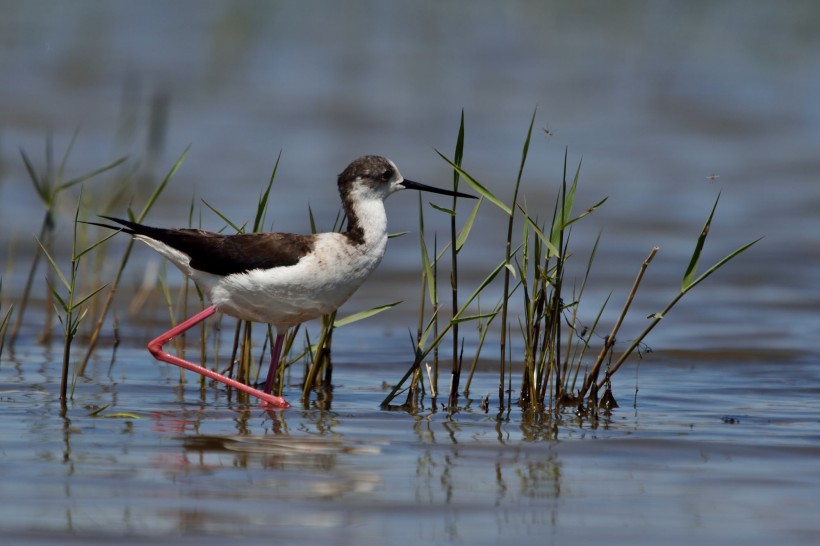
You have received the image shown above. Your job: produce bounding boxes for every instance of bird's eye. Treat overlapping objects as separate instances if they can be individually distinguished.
[381,169,393,181]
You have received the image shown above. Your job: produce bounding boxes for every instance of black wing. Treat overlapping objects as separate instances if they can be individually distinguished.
[98,216,316,276]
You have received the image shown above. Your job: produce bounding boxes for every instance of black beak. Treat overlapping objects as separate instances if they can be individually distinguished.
[400,179,477,199]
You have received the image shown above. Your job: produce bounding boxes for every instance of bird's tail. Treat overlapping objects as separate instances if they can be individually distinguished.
[81,215,136,234]
[83,216,170,239]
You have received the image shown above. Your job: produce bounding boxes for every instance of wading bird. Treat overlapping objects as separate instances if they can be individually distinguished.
[99,155,475,408]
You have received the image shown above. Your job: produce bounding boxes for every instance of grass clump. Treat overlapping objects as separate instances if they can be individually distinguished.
[37,192,114,403]
[8,133,126,348]
[381,109,760,415]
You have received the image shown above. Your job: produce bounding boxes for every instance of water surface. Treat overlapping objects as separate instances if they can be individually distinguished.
[1,345,817,545]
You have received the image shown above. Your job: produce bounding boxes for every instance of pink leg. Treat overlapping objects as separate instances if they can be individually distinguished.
[147,305,290,409]
[262,331,286,395]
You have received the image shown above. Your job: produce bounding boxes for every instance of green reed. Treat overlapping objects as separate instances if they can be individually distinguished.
[446,110,466,407]
[512,152,610,410]
[9,133,126,348]
[38,191,114,403]
[0,279,13,359]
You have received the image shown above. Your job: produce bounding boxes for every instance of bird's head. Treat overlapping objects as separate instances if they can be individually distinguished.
[338,155,476,203]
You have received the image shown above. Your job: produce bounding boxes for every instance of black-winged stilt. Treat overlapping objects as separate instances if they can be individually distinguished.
[99,155,475,408]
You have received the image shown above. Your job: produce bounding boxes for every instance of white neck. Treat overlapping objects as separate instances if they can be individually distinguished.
[347,197,388,252]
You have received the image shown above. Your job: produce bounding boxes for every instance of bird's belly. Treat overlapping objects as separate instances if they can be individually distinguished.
[213,278,356,325]
[198,241,382,327]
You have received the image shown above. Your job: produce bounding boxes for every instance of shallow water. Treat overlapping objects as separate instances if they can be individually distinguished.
[2,1,820,544]
[1,344,818,545]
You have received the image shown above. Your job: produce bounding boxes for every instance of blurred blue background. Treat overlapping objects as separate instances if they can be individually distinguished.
[1,0,818,351]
